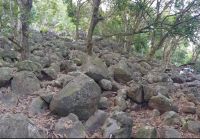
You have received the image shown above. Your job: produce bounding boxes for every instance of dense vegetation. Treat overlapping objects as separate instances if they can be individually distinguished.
[1,0,200,67]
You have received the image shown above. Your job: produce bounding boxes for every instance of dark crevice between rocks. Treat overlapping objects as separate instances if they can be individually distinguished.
[39,71,54,81]
[2,77,13,88]
[141,85,148,107]
[129,85,148,108]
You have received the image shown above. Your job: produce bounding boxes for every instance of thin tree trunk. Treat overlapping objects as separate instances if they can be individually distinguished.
[2,0,5,15]
[86,0,102,55]
[191,48,200,63]
[17,0,32,60]
[75,6,80,41]
[9,0,14,30]
[163,37,180,68]
[147,32,169,60]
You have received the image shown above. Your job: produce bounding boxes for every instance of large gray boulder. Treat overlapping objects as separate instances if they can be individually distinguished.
[55,113,86,138]
[99,79,112,91]
[29,97,48,115]
[187,120,200,134]
[171,73,186,84]
[112,60,133,83]
[0,67,15,87]
[127,81,143,103]
[0,92,18,108]
[159,126,181,138]
[42,63,60,80]
[11,71,41,95]
[148,94,176,113]
[136,126,157,138]
[16,60,42,75]
[161,111,181,126]
[102,111,133,138]
[127,81,155,104]
[82,56,110,82]
[85,110,108,134]
[50,74,101,120]
[0,113,44,138]
[100,52,121,67]
[29,55,51,68]
[69,50,88,66]
[146,72,170,84]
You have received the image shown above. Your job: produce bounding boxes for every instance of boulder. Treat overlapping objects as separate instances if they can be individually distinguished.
[115,96,127,111]
[113,60,133,83]
[60,60,76,73]
[0,113,44,138]
[55,113,86,138]
[98,97,110,110]
[69,50,88,66]
[55,74,74,87]
[29,55,51,68]
[127,81,143,103]
[152,109,160,117]
[11,71,41,95]
[136,126,157,138]
[171,74,186,84]
[40,92,54,104]
[139,61,151,70]
[115,89,128,111]
[102,111,133,138]
[85,110,108,134]
[100,52,121,67]
[82,56,110,82]
[148,94,176,113]
[146,72,169,84]
[0,49,18,63]
[161,111,181,126]
[50,74,101,120]
[99,79,112,91]
[142,84,156,101]
[128,62,148,75]
[131,72,142,82]
[0,67,15,87]
[181,106,196,114]
[185,80,200,87]
[42,63,60,80]
[187,120,200,134]
[153,84,169,97]
[29,97,48,115]
[159,126,181,138]
[0,92,18,108]
[16,60,42,75]
[127,81,155,104]
[188,87,200,102]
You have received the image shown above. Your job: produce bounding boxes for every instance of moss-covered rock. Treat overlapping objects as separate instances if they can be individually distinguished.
[50,73,101,120]
[136,126,157,138]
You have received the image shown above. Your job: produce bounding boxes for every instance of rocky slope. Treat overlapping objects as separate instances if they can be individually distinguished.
[0,31,200,138]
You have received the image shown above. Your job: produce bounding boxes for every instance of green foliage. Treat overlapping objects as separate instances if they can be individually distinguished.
[0,0,18,36]
[32,0,75,33]
[194,59,200,72]
[133,34,148,53]
[171,48,191,66]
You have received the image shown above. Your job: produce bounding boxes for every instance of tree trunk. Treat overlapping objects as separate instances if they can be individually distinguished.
[17,0,32,60]
[147,32,169,60]
[163,37,180,68]
[2,0,5,15]
[86,0,101,55]
[75,1,81,41]
[191,47,200,63]
[147,46,157,60]
[75,12,80,41]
